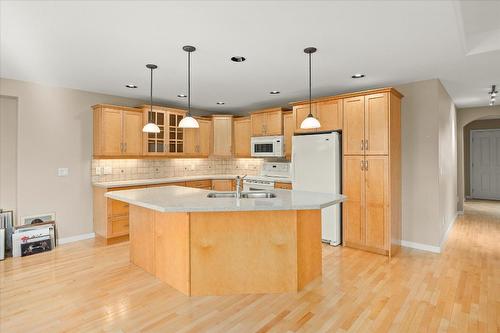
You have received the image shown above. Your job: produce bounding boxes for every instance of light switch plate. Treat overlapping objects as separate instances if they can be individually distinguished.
[103,166,112,175]
[95,167,102,175]
[57,168,69,177]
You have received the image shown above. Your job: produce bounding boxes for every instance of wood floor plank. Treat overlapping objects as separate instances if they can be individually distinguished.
[0,200,499,332]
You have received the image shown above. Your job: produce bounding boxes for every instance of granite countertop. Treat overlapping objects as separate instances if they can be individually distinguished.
[105,186,345,213]
[93,174,292,188]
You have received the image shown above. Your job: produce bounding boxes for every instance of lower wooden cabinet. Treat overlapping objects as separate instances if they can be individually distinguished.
[212,179,235,191]
[343,155,392,255]
[275,182,292,190]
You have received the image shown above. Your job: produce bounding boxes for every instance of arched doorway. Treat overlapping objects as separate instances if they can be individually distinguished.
[457,106,500,211]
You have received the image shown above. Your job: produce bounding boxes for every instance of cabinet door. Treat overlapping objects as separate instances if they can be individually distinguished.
[198,119,211,157]
[365,93,389,155]
[234,118,251,157]
[343,155,365,246]
[316,100,342,131]
[265,111,283,135]
[283,113,293,159]
[145,110,167,155]
[293,104,317,133]
[364,156,388,251]
[212,180,233,191]
[101,108,123,155]
[343,96,365,155]
[251,113,266,136]
[212,117,233,156]
[123,111,143,155]
[183,128,196,155]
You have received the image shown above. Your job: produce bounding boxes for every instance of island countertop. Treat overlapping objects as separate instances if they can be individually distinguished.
[105,185,345,213]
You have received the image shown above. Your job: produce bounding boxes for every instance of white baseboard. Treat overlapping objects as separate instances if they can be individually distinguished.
[457,210,464,215]
[440,212,459,251]
[58,232,95,245]
[401,240,441,253]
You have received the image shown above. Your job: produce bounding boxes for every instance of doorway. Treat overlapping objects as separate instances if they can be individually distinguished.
[470,129,500,200]
[0,96,18,220]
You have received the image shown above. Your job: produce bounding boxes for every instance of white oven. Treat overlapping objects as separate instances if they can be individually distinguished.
[243,179,275,191]
[251,136,284,157]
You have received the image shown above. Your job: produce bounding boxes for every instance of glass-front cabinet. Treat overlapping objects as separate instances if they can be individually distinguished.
[140,105,186,155]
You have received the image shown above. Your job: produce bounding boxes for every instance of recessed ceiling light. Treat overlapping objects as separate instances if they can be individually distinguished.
[351,74,365,79]
[231,56,246,62]
[125,84,138,88]
[270,91,280,95]
[177,94,187,98]
[216,101,225,105]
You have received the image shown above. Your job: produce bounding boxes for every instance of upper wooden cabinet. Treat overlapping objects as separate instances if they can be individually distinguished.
[211,115,233,156]
[234,117,251,157]
[292,99,342,134]
[93,104,144,157]
[184,118,212,157]
[250,108,283,136]
[283,112,293,160]
[343,93,390,156]
[138,105,187,156]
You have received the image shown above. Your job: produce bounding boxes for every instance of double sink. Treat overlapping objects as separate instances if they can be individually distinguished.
[207,192,277,199]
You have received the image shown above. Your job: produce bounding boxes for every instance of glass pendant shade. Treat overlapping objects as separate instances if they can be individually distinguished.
[142,122,161,133]
[300,114,321,129]
[178,115,199,128]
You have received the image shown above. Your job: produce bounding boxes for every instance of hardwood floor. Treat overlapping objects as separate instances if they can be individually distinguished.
[1,201,498,332]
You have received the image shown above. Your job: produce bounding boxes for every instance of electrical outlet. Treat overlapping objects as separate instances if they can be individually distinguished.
[95,167,102,175]
[57,168,69,177]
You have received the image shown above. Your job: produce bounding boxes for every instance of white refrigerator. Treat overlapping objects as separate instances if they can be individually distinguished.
[292,132,341,245]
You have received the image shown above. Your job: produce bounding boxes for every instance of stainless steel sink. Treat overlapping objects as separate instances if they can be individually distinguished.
[206,192,238,198]
[206,191,276,199]
[241,192,276,198]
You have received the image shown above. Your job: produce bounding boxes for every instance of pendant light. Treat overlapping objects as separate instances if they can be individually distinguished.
[300,47,321,129]
[142,64,161,133]
[178,45,200,128]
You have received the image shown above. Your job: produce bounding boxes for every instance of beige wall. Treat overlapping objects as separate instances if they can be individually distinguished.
[0,78,145,239]
[437,81,457,242]
[395,79,457,249]
[463,119,500,197]
[0,96,18,218]
[456,105,500,211]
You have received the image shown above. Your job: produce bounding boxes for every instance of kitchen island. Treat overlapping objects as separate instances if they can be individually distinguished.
[106,186,344,296]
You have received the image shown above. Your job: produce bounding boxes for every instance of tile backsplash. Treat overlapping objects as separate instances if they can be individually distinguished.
[91,157,266,183]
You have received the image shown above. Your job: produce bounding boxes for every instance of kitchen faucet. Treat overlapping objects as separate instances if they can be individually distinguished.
[235,175,247,198]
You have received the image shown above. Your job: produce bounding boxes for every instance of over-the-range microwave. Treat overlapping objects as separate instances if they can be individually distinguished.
[251,136,284,157]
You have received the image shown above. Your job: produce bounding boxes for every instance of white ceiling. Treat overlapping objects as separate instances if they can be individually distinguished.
[1,0,499,114]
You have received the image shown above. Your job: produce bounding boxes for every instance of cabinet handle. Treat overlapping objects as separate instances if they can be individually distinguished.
[360,160,364,171]
[120,143,123,153]
[365,160,368,170]
[360,140,364,151]
[365,140,368,150]
[124,143,127,152]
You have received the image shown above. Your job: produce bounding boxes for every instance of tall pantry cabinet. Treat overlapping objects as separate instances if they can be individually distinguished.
[342,88,402,257]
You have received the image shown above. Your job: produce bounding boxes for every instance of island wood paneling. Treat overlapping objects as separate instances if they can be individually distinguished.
[189,211,298,296]
[129,205,155,275]
[155,212,190,295]
[296,210,322,289]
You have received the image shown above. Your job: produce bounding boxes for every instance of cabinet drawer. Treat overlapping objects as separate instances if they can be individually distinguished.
[274,182,292,190]
[186,180,212,188]
[108,199,129,218]
[110,217,129,236]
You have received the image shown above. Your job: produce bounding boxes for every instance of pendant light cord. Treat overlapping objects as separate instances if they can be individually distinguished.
[308,52,312,117]
[187,50,191,116]
[149,67,153,123]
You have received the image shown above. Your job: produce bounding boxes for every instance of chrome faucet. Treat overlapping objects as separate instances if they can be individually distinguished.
[235,175,247,198]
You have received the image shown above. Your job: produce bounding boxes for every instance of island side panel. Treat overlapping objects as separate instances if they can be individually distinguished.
[296,210,322,289]
[129,205,156,275]
[154,211,190,295]
[189,211,298,296]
